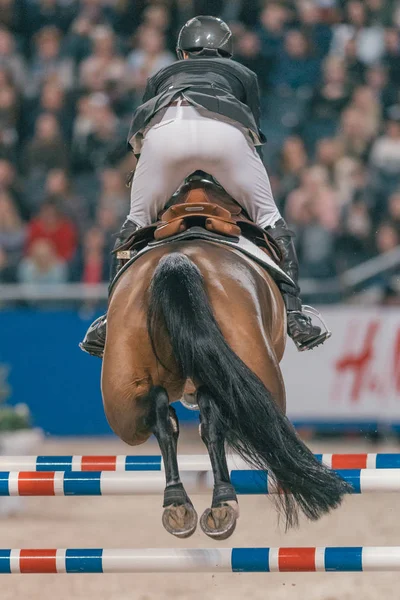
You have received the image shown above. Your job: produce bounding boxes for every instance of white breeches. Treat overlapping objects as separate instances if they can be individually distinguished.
[128,104,281,229]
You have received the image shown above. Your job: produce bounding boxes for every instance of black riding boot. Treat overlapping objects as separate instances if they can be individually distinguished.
[80,219,138,358]
[268,219,328,351]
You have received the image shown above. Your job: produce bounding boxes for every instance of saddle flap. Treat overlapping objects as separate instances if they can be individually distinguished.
[206,217,241,237]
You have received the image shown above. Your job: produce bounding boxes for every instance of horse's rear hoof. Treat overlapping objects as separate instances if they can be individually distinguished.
[162,503,198,538]
[200,505,238,540]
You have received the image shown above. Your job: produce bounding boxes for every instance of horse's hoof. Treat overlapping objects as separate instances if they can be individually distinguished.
[162,503,198,538]
[200,505,238,540]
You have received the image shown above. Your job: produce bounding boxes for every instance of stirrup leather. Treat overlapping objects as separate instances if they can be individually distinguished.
[293,305,332,352]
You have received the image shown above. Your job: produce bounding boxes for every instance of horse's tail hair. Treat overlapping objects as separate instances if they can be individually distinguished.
[147,252,351,528]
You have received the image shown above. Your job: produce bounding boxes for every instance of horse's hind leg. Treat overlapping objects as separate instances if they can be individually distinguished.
[197,386,239,540]
[148,386,198,538]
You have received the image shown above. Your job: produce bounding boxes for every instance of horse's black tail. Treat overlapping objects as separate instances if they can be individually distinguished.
[147,252,351,528]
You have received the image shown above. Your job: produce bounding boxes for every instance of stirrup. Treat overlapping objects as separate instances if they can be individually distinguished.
[293,305,332,352]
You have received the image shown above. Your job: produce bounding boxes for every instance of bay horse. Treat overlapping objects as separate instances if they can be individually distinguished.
[101,180,350,540]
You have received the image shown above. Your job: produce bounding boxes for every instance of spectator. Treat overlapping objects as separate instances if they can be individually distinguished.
[79,26,125,96]
[192,0,225,17]
[72,94,94,144]
[297,0,332,58]
[44,169,90,233]
[23,83,73,144]
[23,113,68,178]
[99,169,129,222]
[221,0,261,29]
[0,73,19,162]
[335,157,370,208]
[235,31,269,91]
[387,191,400,229]
[351,85,380,140]
[0,65,11,88]
[40,81,66,116]
[286,166,339,278]
[315,137,343,186]
[383,27,400,89]
[306,56,351,148]
[26,200,77,262]
[77,0,116,27]
[17,238,68,284]
[141,3,173,46]
[0,28,25,89]
[366,0,394,27]
[369,117,400,190]
[330,0,385,65]
[336,195,373,270]
[270,29,321,92]
[277,136,308,206]
[95,204,120,238]
[64,16,96,64]
[376,221,400,254]
[27,0,76,36]
[126,26,174,98]
[338,106,373,161]
[256,3,288,59]
[26,26,74,99]
[347,186,375,234]
[112,0,149,39]
[71,93,125,173]
[286,166,339,233]
[365,64,395,116]
[0,0,21,30]
[70,226,110,283]
[0,159,29,219]
[70,94,98,178]
[342,38,365,86]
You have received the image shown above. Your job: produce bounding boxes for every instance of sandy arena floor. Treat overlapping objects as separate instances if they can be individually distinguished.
[1,432,399,600]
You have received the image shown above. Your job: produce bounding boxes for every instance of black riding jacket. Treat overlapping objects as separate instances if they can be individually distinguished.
[127,56,266,154]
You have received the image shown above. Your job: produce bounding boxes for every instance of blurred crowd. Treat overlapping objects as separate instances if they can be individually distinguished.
[0,0,400,300]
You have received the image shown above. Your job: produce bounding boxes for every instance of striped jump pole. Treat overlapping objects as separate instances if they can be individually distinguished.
[0,468,399,496]
[0,453,399,472]
[0,547,400,573]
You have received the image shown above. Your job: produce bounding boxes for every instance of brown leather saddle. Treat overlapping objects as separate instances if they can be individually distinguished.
[118,173,281,263]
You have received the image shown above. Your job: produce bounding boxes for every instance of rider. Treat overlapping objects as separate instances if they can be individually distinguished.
[80,15,324,358]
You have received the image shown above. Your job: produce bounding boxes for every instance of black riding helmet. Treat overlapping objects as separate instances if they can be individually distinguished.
[176,16,233,60]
